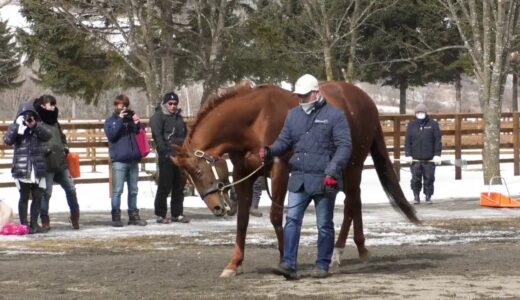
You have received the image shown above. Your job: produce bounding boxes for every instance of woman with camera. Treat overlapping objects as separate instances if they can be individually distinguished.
[3,101,51,234]
[103,94,147,227]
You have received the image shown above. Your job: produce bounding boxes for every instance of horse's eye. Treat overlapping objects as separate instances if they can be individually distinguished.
[194,169,202,178]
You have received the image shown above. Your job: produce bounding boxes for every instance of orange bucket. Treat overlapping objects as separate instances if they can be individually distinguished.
[67,152,81,178]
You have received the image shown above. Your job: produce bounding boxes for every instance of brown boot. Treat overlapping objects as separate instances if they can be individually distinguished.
[70,211,80,230]
[41,215,51,230]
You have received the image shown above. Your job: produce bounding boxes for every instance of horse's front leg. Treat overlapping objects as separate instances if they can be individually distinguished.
[220,181,252,278]
[269,162,289,263]
[332,168,369,267]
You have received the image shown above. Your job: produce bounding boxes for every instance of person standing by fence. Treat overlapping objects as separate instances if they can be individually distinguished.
[404,103,442,204]
[150,92,189,224]
[3,101,51,234]
[34,95,80,230]
[104,94,147,227]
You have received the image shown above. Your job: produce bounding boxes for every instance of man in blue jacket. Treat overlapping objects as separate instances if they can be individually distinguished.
[104,94,147,227]
[260,74,352,279]
[404,103,442,204]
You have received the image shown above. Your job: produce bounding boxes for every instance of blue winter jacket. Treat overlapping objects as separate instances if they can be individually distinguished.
[104,113,142,163]
[404,117,442,160]
[269,100,352,195]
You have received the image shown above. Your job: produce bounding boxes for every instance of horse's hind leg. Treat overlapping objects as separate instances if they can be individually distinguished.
[332,167,369,266]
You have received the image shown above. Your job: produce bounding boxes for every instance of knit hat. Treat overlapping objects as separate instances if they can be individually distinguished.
[414,103,427,113]
[162,92,179,104]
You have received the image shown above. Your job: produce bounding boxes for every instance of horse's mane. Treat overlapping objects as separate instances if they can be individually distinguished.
[189,81,255,139]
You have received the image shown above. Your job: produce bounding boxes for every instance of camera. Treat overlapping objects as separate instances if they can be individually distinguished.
[23,113,34,125]
[123,109,135,122]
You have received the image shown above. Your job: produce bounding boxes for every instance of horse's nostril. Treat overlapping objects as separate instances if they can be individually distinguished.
[214,206,221,212]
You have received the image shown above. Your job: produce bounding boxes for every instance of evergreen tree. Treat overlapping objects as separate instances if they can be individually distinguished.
[17,1,125,104]
[0,18,21,91]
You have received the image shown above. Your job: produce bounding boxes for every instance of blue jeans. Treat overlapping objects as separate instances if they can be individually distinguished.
[281,190,336,271]
[111,161,139,211]
[40,168,79,217]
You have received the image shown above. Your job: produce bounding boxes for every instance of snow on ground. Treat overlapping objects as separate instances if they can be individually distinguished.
[2,154,520,249]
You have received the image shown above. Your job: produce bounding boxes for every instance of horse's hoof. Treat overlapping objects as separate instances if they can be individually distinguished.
[359,249,371,261]
[330,247,344,267]
[219,269,237,278]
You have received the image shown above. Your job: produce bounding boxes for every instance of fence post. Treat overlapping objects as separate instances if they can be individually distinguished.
[514,112,519,176]
[455,114,462,180]
[392,116,401,181]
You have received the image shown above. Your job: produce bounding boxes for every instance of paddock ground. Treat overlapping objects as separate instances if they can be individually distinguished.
[2,198,520,299]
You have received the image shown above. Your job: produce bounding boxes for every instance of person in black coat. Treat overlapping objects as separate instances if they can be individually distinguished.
[404,103,442,204]
[3,101,51,233]
[150,92,189,224]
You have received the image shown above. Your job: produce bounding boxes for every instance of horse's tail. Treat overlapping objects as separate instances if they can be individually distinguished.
[370,125,421,224]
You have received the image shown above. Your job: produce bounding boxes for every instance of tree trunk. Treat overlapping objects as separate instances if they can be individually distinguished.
[345,0,359,83]
[399,77,408,114]
[455,74,462,113]
[323,45,334,80]
[158,1,176,95]
[513,73,518,112]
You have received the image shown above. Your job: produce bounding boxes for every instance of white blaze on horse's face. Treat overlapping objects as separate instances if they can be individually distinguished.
[186,151,231,217]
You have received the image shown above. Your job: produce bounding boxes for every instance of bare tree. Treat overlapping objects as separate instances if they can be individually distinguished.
[300,0,393,81]
[439,0,520,183]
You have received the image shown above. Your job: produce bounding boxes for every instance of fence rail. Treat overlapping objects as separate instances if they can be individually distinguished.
[0,113,518,186]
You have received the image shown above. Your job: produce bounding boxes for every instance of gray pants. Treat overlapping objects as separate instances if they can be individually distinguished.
[410,162,436,197]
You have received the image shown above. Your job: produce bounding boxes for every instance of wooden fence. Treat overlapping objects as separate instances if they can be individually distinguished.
[0,113,519,187]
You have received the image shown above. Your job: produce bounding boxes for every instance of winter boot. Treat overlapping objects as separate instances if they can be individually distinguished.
[29,212,47,234]
[70,211,80,230]
[413,191,421,204]
[128,209,147,226]
[111,209,124,227]
[425,195,432,205]
[41,215,51,231]
[29,221,47,234]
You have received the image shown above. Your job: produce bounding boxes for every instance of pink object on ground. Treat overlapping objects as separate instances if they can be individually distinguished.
[0,223,29,235]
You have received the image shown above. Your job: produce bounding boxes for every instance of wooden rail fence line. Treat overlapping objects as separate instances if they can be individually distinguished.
[0,113,519,187]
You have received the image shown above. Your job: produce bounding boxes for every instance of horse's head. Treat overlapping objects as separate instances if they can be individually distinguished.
[173,145,233,217]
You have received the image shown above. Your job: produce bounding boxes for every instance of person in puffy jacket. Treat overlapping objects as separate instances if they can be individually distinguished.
[104,94,147,227]
[3,101,51,234]
[34,95,80,230]
[404,103,442,204]
[149,92,189,224]
[260,74,352,280]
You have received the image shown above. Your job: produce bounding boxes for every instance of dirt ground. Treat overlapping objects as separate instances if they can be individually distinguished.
[2,200,520,299]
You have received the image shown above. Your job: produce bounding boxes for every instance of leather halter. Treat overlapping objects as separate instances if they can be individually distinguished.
[192,149,229,199]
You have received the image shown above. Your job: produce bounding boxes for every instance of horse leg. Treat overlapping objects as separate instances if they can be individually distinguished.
[220,180,253,278]
[269,162,289,263]
[332,167,369,266]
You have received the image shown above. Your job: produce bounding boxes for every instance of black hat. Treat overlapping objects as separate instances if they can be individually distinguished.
[162,92,179,104]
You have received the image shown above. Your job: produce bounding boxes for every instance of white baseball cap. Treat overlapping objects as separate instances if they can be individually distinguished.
[294,74,319,95]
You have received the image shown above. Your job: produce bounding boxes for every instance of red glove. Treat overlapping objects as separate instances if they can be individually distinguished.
[259,147,265,160]
[259,146,272,161]
[323,176,337,187]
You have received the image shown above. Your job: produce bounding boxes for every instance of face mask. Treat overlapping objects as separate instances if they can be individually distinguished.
[300,101,316,114]
[416,113,426,120]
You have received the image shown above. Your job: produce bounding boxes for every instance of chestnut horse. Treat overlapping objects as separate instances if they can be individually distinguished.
[174,81,419,277]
